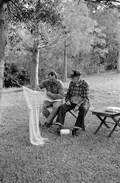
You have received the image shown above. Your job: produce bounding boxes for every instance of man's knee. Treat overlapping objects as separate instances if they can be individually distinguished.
[42,102,51,118]
[53,101,63,109]
[42,105,48,113]
[79,108,89,118]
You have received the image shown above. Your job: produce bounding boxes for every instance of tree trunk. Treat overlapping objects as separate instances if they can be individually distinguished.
[117,47,120,73]
[74,54,79,70]
[0,4,6,124]
[62,40,67,82]
[30,43,39,89]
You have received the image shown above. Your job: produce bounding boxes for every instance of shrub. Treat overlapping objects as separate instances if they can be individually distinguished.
[4,62,29,88]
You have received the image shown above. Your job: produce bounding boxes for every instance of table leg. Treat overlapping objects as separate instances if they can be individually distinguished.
[108,117,120,137]
[97,116,110,128]
[94,116,110,134]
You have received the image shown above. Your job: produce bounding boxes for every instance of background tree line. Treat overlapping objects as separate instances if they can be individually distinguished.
[1,0,120,89]
[0,0,120,123]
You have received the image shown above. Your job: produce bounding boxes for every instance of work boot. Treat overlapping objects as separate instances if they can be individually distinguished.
[72,128,78,136]
[55,124,62,136]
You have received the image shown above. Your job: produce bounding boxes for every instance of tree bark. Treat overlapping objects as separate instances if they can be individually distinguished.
[30,42,39,89]
[62,40,67,82]
[117,47,120,73]
[0,4,6,124]
[74,54,79,70]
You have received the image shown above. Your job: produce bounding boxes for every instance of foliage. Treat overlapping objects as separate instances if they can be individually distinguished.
[92,9,119,70]
[4,62,29,87]
[5,0,63,63]
[7,0,61,25]
[83,0,120,9]
[7,0,61,40]
[2,0,120,78]
[4,0,64,88]
[61,1,97,54]
[60,0,106,75]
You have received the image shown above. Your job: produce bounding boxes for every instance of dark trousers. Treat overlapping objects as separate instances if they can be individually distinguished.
[55,102,90,130]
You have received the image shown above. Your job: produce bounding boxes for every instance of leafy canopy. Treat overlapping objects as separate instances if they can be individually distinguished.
[61,0,106,55]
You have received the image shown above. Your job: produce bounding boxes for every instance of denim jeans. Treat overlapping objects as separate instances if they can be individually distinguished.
[55,102,90,129]
[42,100,63,124]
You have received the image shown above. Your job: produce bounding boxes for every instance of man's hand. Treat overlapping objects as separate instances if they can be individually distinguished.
[73,105,79,113]
[36,85,40,91]
[65,100,71,105]
[47,91,52,95]
[47,91,54,98]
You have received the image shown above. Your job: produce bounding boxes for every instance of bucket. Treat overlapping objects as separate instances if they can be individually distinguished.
[60,129,71,135]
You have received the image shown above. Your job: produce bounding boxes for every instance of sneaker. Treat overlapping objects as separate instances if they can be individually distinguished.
[57,128,61,136]
[44,122,52,128]
[55,125,62,136]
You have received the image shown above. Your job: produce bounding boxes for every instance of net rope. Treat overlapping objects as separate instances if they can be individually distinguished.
[23,86,48,146]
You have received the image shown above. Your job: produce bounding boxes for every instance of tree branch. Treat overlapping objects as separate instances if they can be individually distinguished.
[19,36,33,52]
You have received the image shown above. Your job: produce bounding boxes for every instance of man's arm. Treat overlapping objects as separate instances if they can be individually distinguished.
[73,82,89,112]
[47,80,64,100]
[36,80,48,91]
[52,81,64,100]
[39,80,47,89]
[83,82,89,101]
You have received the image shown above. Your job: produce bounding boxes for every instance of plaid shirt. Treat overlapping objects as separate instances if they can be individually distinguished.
[66,79,89,106]
[39,79,64,99]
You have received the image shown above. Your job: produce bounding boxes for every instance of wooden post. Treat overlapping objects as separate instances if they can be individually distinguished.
[62,40,67,82]
[30,42,39,89]
[0,4,6,124]
[117,46,120,73]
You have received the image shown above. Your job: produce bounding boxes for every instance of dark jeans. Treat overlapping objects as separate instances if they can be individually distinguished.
[55,102,90,130]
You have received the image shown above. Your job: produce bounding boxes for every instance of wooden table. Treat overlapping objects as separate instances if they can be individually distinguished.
[91,107,120,137]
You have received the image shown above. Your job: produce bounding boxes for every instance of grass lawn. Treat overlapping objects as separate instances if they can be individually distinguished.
[0,71,120,183]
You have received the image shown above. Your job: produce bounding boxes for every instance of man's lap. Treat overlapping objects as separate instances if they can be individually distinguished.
[43,100,62,108]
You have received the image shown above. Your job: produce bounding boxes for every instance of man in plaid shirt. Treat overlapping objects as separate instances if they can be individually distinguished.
[55,70,90,136]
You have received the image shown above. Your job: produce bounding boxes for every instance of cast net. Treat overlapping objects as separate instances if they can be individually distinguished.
[23,86,48,146]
